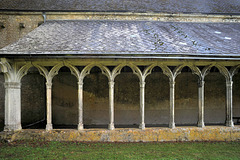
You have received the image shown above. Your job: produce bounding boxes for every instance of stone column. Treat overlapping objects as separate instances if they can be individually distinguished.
[78,81,84,130]
[197,80,205,127]
[108,81,115,130]
[4,82,22,131]
[46,82,53,130]
[226,81,234,127]
[139,82,145,129]
[169,81,175,129]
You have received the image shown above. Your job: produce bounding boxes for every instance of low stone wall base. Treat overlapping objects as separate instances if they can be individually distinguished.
[1,126,240,142]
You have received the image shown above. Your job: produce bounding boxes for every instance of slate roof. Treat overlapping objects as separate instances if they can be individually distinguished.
[0,20,240,58]
[0,0,240,14]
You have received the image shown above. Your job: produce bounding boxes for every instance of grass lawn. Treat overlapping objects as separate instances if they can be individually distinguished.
[0,141,240,159]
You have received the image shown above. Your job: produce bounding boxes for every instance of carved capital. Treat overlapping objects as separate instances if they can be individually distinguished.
[139,82,146,88]
[169,81,175,88]
[78,81,83,89]
[46,82,52,89]
[198,80,205,87]
[4,82,21,89]
[109,81,115,88]
[226,81,233,87]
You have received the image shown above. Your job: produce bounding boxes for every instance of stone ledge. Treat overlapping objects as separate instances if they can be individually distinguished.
[1,126,240,142]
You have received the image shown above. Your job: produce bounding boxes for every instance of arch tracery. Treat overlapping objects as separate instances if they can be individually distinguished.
[2,58,240,131]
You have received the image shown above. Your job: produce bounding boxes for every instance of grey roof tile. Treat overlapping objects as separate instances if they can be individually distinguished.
[0,0,240,14]
[0,20,240,56]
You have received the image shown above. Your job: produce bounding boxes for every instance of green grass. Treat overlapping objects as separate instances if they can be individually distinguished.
[0,141,240,159]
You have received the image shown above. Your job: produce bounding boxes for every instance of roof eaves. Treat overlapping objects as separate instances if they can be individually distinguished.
[1,9,240,16]
[1,51,240,60]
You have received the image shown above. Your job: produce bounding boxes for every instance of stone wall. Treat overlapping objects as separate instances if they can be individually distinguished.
[0,73,4,131]
[0,13,43,49]
[1,127,240,142]
[233,74,240,119]
[21,71,46,127]
[52,72,78,125]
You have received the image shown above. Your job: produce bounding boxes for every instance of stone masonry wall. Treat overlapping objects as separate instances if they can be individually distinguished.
[0,13,43,49]
[0,73,4,131]
[52,72,78,125]
[21,71,46,127]
[1,127,240,142]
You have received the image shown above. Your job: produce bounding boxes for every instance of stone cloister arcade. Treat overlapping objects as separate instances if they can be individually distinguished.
[0,58,239,131]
